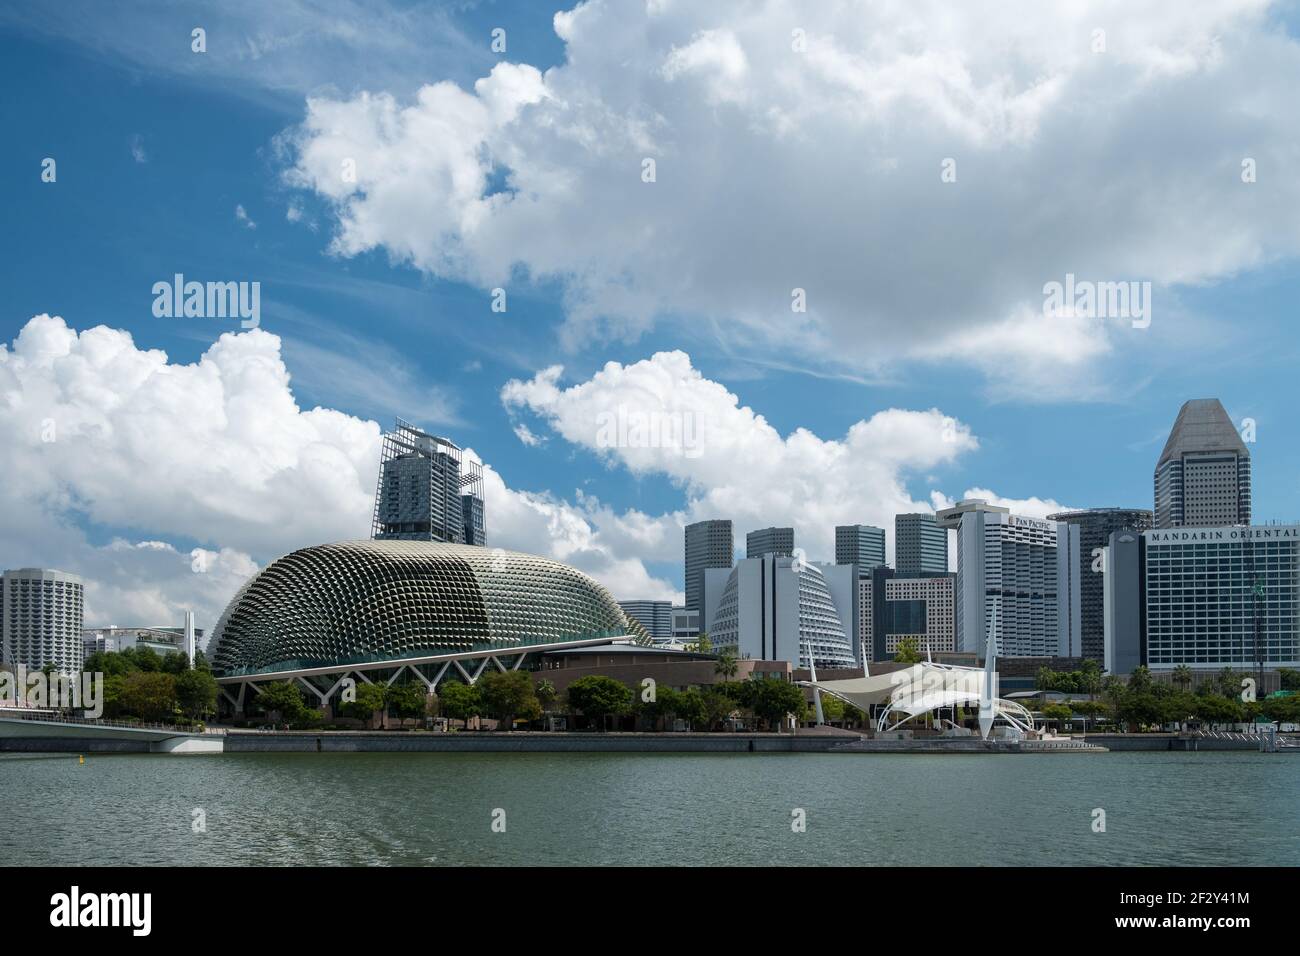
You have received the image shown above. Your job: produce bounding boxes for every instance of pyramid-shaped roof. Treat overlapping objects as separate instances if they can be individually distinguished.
[1157,399,1248,466]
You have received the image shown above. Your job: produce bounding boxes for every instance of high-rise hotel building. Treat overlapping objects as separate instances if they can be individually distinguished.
[2,568,85,677]
[937,500,1081,658]
[1106,525,1300,673]
[1153,399,1251,529]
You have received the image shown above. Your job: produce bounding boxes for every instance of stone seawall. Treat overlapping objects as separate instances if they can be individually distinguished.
[0,737,150,753]
[224,731,842,754]
[1085,733,1261,751]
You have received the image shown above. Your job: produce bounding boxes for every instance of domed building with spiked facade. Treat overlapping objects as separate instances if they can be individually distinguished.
[209,540,648,716]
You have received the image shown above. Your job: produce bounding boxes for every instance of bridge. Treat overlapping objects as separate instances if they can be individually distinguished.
[0,709,225,753]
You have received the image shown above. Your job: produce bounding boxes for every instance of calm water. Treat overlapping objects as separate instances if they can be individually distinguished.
[3,751,1297,866]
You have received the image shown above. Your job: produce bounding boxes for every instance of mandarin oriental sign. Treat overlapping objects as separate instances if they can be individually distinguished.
[1146,526,1300,543]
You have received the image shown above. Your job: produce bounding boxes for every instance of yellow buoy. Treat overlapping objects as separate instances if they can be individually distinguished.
[78,755,84,765]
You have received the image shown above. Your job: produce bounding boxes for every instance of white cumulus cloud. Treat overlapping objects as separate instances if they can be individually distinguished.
[281,0,1300,398]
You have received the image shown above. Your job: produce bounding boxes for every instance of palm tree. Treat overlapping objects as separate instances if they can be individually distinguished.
[1172,664,1193,692]
[714,651,738,683]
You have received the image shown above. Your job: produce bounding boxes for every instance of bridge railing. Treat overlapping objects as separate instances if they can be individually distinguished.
[0,709,225,736]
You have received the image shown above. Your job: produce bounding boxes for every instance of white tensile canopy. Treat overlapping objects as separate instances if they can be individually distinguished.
[801,661,1037,737]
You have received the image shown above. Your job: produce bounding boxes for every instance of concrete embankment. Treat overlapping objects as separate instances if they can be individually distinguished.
[1084,733,1262,751]
[222,731,1107,754]
[224,731,848,754]
[5,729,1279,755]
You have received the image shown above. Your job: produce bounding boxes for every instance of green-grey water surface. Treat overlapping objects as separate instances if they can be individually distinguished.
[3,751,1296,866]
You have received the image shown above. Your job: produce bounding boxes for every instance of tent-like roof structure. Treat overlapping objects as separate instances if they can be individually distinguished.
[801,661,1037,737]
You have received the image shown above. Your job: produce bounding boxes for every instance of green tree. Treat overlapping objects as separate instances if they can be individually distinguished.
[1078,658,1102,698]
[1261,694,1300,725]
[126,647,162,673]
[1161,691,1199,730]
[340,682,387,727]
[438,679,481,730]
[535,678,558,712]
[819,692,845,723]
[714,651,738,682]
[101,672,128,718]
[674,688,708,729]
[254,681,309,724]
[83,650,136,678]
[1172,663,1193,691]
[120,671,179,722]
[1199,695,1243,730]
[700,689,734,731]
[696,632,712,654]
[478,670,541,729]
[642,685,679,729]
[386,683,429,724]
[160,651,190,675]
[1128,665,1154,694]
[565,675,633,730]
[175,667,218,720]
[1041,702,1073,728]
[894,638,923,665]
[749,678,807,731]
[1278,668,1300,692]
[1036,666,1057,692]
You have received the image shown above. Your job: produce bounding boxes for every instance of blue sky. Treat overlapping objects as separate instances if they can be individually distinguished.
[3,0,1300,628]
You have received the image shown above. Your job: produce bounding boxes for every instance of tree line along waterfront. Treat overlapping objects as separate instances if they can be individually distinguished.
[36,644,1300,736]
[1032,660,1300,732]
[234,665,817,733]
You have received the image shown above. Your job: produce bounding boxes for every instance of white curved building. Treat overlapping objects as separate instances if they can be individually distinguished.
[707,556,856,669]
[2,568,84,677]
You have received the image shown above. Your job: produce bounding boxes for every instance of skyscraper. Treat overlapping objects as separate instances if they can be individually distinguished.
[1048,508,1153,664]
[2,568,84,677]
[894,513,949,576]
[835,525,886,570]
[1153,399,1251,529]
[617,600,673,641]
[684,519,733,614]
[746,526,794,559]
[937,500,1080,658]
[372,419,485,545]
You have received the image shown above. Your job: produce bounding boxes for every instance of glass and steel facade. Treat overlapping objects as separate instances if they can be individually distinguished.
[618,599,673,641]
[835,525,885,570]
[372,419,486,545]
[1049,508,1152,664]
[210,540,646,678]
[684,519,733,613]
[894,513,949,576]
[1144,526,1299,670]
[746,526,793,559]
